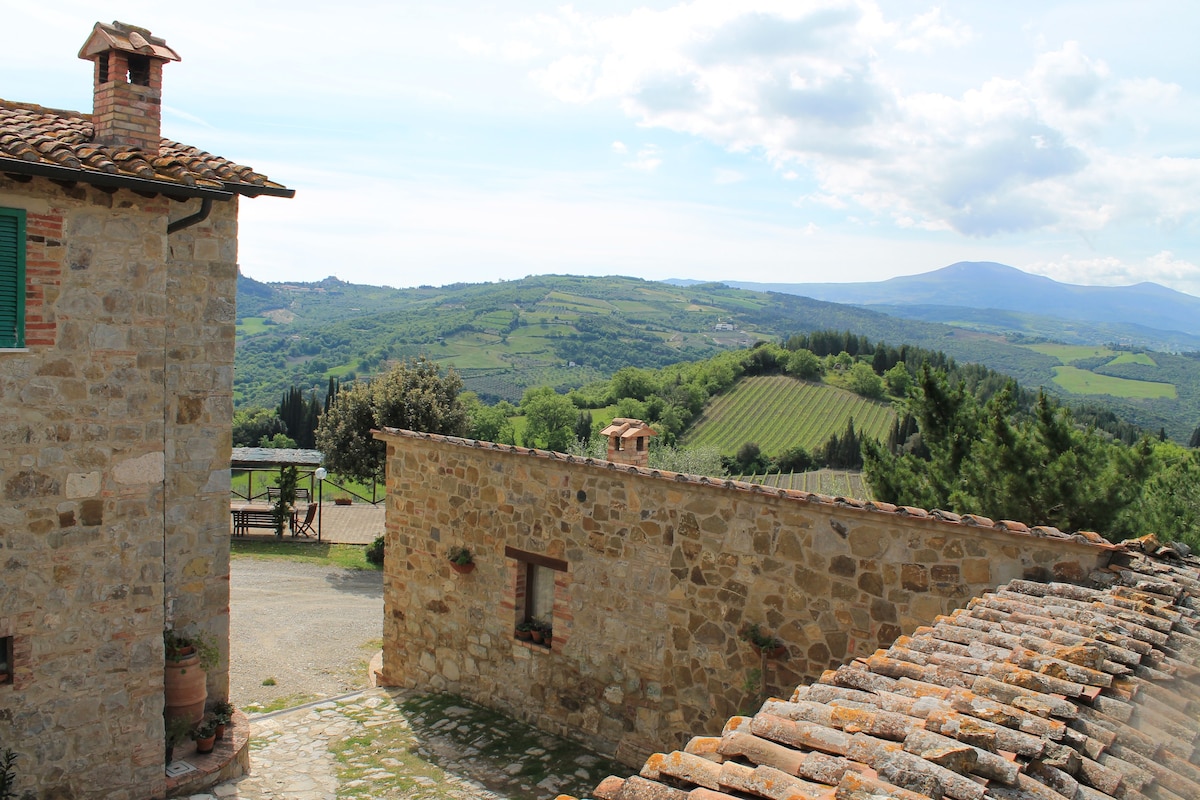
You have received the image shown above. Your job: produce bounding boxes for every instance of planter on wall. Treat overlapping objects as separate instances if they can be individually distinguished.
[450,561,475,574]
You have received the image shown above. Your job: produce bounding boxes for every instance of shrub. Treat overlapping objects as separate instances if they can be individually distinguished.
[366,535,385,565]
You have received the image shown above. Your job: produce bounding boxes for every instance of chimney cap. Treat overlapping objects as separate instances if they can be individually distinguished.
[600,418,658,440]
[78,21,181,63]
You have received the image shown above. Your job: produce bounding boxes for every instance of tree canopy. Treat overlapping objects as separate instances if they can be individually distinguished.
[863,366,1154,539]
[315,358,469,482]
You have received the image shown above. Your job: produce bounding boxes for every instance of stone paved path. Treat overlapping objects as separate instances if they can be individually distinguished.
[183,688,621,800]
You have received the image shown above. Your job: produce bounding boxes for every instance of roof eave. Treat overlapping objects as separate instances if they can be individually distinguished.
[0,156,294,200]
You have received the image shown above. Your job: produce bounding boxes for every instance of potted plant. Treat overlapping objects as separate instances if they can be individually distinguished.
[530,618,552,646]
[514,621,533,641]
[448,546,475,574]
[164,629,219,726]
[164,716,191,764]
[537,619,553,647]
[741,623,786,659]
[210,701,235,740]
[191,716,219,754]
[333,493,352,506]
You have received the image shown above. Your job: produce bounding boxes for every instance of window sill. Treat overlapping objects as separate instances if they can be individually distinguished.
[0,348,29,353]
[513,637,553,653]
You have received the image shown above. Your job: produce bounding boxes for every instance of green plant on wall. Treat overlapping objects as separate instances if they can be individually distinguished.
[273,465,298,535]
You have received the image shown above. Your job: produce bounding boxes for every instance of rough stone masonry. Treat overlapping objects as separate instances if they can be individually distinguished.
[374,428,1112,766]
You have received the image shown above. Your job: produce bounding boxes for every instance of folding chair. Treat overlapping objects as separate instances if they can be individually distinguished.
[293,503,318,538]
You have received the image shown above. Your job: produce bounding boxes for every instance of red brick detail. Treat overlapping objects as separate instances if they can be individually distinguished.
[20,209,62,347]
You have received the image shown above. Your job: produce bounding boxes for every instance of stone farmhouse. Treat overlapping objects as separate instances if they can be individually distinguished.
[376,424,1200,800]
[1,22,290,799]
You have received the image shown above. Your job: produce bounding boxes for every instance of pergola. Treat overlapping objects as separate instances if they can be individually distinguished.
[230,448,326,538]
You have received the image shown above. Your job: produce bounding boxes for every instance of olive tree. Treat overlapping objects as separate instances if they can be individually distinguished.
[315,357,469,483]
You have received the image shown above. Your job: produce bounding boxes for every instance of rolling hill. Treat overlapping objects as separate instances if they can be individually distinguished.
[684,261,1200,352]
[234,272,1200,441]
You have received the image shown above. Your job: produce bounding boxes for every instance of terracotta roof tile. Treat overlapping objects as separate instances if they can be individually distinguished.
[373,427,1124,551]
[557,550,1200,800]
[0,99,291,198]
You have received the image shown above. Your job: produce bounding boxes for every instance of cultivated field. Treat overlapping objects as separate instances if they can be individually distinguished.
[682,375,895,455]
[1051,366,1177,399]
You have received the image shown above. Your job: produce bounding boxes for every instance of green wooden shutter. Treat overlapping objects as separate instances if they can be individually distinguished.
[0,208,26,349]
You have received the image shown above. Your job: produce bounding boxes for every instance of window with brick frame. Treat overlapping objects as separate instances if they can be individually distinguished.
[506,546,568,647]
[0,207,27,349]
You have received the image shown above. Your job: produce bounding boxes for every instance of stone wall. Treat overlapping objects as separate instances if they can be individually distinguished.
[377,430,1112,765]
[0,177,236,799]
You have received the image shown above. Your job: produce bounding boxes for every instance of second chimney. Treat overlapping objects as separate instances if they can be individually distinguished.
[600,418,657,468]
[78,21,181,154]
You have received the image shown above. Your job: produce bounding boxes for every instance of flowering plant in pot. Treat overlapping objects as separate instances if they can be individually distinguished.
[210,700,235,740]
[514,621,533,641]
[191,716,220,754]
[447,546,475,573]
[530,618,553,646]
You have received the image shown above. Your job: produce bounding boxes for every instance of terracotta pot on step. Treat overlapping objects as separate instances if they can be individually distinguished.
[164,652,207,727]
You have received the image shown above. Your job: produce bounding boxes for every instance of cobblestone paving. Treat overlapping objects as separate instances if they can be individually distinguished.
[184,689,622,800]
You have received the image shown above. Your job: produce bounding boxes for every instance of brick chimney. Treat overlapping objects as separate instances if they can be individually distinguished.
[78,21,180,154]
[600,418,657,468]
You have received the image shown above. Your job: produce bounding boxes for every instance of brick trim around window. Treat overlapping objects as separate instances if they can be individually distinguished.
[504,546,572,652]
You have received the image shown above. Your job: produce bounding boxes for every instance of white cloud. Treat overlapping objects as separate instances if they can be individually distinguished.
[611,140,628,154]
[629,145,663,172]
[895,7,972,53]
[508,1,1200,244]
[1029,251,1200,294]
[714,168,745,185]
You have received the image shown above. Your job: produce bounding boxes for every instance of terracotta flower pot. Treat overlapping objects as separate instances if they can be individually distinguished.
[164,653,207,727]
[515,628,532,641]
[194,734,216,754]
[450,561,475,574]
[530,629,544,644]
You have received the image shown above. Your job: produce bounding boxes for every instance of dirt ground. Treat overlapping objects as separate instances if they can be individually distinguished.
[229,559,384,710]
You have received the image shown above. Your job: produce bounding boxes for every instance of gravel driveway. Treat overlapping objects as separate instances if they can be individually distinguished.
[230,559,384,709]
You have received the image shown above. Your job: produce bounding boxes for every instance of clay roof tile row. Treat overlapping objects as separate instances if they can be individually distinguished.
[0,99,290,197]
[556,551,1200,800]
[375,427,1123,552]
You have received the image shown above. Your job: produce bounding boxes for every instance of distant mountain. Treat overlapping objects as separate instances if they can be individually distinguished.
[671,262,1200,347]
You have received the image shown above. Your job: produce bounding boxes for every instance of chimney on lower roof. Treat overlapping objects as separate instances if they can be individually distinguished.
[78,21,181,155]
[600,418,657,468]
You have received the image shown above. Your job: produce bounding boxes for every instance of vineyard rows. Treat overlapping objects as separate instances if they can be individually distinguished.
[682,375,895,455]
[733,469,874,500]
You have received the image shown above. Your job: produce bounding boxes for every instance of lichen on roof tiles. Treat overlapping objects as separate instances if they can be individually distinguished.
[562,548,1200,800]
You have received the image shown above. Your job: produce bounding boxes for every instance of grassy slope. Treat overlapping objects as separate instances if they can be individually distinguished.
[233,273,1200,440]
[682,375,896,456]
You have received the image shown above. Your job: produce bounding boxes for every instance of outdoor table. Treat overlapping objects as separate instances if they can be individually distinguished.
[230,503,281,537]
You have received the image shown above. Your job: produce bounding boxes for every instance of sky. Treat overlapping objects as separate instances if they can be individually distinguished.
[4,2,1199,295]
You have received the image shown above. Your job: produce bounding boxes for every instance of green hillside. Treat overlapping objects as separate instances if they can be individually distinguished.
[233,272,1200,441]
[681,375,895,456]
